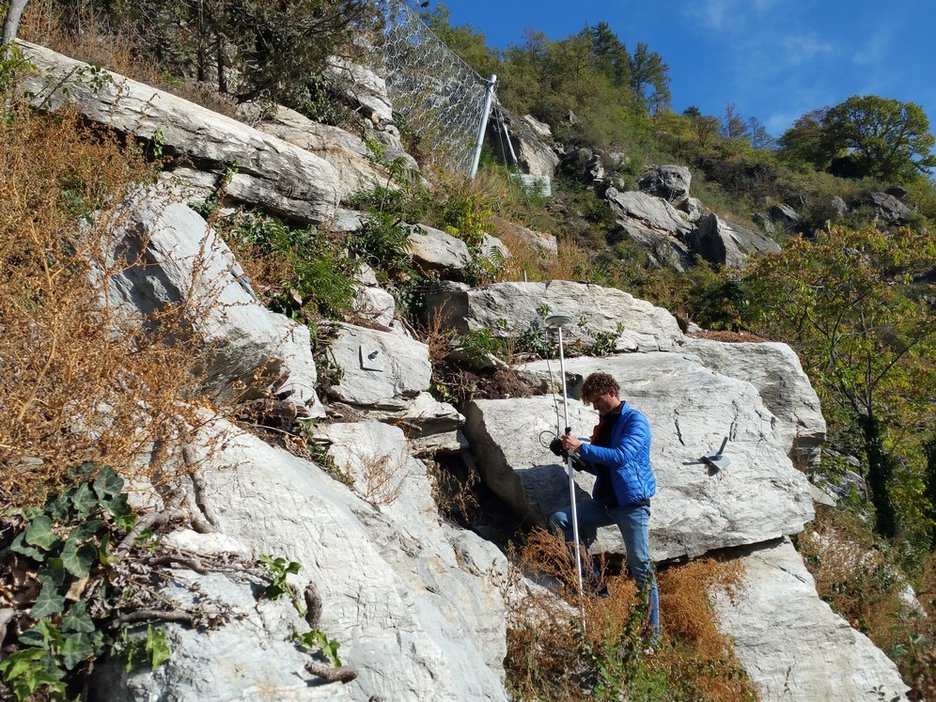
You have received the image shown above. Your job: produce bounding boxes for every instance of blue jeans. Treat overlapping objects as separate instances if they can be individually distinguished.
[549,498,660,641]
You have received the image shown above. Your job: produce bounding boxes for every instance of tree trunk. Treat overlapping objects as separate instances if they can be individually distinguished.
[861,413,898,538]
[2,0,30,47]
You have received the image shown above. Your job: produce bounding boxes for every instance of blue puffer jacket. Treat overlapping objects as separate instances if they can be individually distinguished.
[577,402,656,507]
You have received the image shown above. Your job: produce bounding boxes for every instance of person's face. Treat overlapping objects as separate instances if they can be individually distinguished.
[584,390,619,416]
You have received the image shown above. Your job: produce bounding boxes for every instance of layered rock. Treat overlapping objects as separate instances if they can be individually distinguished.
[95,193,325,417]
[94,420,511,701]
[682,338,826,469]
[712,539,909,701]
[18,41,340,225]
[468,352,815,561]
[423,280,684,353]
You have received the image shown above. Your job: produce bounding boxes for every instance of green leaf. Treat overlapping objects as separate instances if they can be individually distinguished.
[0,647,45,679]
[68,518,103,544]
[61,540,97,578]
[71,482,97,517]
[103,492,131,521]
[10,531,45,561]
[44,493,72,522]
[61,601,95,634]
[37,559,67,590]
[30,582,66,619]
[145,625,171,668]
[69,461,97,478]
[24,515,58,551]
[93,466,123,499]
[20,619,65,650]
[61,632,96,670]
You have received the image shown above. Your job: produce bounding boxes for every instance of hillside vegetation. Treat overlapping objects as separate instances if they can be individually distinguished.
[1,0,935,699]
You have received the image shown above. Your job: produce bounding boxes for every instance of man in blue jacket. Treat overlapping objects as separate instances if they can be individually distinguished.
[549,371,660,641]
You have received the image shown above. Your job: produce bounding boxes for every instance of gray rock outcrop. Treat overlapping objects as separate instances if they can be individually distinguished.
[95,419,511,701]
[637,165,692,207]
[423,280,684,353]
[468,352,815,561]
[682,339,826,469]
[712,538,909,701]
[96,194,324,417]
[688,213,780,268]
[18,41,341,225]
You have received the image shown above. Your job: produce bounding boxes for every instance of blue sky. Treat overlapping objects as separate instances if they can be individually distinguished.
[426,0,936,138]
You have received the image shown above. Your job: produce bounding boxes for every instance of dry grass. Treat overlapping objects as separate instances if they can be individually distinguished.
[505,529,756,701]
[0,103,215,506]
[797,508,936,700]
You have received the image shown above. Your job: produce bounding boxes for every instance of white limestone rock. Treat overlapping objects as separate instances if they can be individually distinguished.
[712,539,909,701]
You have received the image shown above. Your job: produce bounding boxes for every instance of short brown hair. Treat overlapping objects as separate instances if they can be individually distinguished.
[581,372,620,403]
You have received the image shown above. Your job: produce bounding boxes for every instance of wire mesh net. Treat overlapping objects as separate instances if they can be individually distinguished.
[379,0,491,176]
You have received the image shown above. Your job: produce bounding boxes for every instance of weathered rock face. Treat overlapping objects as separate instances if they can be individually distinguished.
[467,353,815,561]
[712,539,909,702]
[408,224,471,276]
[327,323,432,409]
[682,339,826,469]
[324,55,394,125]
[637,165,692,207]
[18,41,341,225]
[869,191,913,224]
[604,188,694,270]
[97,193,325,417]
[488,113,559,177]
[688,213,780,268]
[95,420,511,702]
[251,105,417,203]
[423,280,684,353]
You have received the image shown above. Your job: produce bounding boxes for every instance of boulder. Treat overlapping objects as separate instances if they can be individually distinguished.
[324,55,394,125]
[712,538,909,701]
[97,193,324,417]
[423,280,684,353]
[466,353,815,561]
[351,264,396,328]
[768,202,801,234]
[327,323,431,409]
[682,339,826,469]
[407,224,470,275]
[94,419,511,701]
[605,188,694,239]
[688,213,780,268]
[521,114,553,141]
[250,105,416,202]
[868,192,913,224]
[637,165,692,207]
[18,41,340,225]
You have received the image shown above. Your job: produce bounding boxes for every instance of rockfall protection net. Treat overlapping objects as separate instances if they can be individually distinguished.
[380,0,492,176]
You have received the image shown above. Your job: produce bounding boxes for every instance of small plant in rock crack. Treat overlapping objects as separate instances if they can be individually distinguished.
[258,555,345,670]
[294,629,342,667]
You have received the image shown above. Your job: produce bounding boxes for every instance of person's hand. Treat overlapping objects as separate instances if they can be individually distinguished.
[549,438,564,457]
[562,433,582,453]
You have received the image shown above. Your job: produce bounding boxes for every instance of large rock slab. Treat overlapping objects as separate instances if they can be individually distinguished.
[637,165,692,207]
[712,539,909,701]
[97,419,510,701]
[466,353,814,561]
[682,338,826,469]
[688,213,780,268]
[18,41,340,224]
[424,280,684,353]
[327,323,431,409]
[97,193,324,417]
[251,105,407,203]
[605,188,694,239]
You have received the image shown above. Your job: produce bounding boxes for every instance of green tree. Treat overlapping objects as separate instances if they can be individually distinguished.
[420,3,500,78]
[821,95,936,181]
[588,21,630,87]
[777,108,834,168]
[629,41,670,114]
[746,225,936,538]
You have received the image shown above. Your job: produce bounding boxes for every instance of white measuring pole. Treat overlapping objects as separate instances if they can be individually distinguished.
[468,74,497,179]
[556,325,586,610]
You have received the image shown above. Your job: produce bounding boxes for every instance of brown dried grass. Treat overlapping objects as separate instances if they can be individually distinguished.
[0,104,213,506]
[505,529,756,701]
